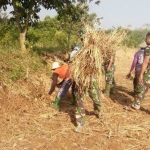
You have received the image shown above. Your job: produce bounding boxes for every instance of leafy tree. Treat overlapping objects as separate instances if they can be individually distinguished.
[26,16,67,52]
[29,17,59,48]
[0,0,72,52]
[57,0,99,48]
[0,24,19,49]
[57,3,86,48]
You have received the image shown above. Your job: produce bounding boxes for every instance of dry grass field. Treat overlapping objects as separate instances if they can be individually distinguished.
[0,48,150,150]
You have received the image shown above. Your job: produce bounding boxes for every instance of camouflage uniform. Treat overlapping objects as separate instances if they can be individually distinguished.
[104,52,116,96]
[75,80,101,127]
[132,46,150,108]
[105,64,116,85]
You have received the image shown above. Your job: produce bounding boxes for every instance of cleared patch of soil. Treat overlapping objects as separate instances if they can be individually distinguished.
[0,48,150,150]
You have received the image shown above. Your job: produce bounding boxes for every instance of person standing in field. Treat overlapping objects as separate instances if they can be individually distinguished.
[103,51,116,97]
[126,42,146,94]
[131,33,150,110]
[46,61,73,109]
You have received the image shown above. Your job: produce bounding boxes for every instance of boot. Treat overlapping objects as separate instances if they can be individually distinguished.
[71,82,77,105]
[131,100,141,110]
[104,84,111,97]
[71,92,77,105]
[75,116,85,132]
[50,97,61,109]
[94,110,102,119]
[71,98,77,105]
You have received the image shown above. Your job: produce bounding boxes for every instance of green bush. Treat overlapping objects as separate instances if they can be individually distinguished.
[53,31,68,49]
[0,24,19,49]
[8,64,26,81]
[0,49,51,83]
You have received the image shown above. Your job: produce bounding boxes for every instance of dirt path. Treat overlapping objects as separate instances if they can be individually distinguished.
[0,48,150,150]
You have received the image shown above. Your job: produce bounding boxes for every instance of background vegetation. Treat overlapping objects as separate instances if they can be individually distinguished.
[0,7,150,84]
[1,15,149,50]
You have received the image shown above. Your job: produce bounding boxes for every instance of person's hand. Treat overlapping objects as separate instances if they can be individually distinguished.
[45,94,51,100]
[126,73,131,79]
[107,67,110,72]
[57,84,62,88]
[138,75,143,84]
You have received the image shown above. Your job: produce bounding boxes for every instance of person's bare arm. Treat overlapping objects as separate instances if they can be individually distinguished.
[107,55,114,72]
[48,73,58,95]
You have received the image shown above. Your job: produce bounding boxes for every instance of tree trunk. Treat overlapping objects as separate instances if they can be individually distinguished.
[20,32,26,52]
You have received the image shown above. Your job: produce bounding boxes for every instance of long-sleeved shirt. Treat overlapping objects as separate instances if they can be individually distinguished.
[130,49,144,75]
[48,65,70,95]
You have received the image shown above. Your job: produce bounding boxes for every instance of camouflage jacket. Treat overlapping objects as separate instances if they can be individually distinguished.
[144,45,150,73]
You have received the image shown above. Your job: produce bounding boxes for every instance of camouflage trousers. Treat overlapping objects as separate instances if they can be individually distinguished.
[75,81,101,127]
[133,73,150,106]
[133,76,138,93]
[133,73,140,94]
[105,64,116,85]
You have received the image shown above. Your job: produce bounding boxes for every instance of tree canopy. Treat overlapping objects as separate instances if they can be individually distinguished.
[0,0,73,51]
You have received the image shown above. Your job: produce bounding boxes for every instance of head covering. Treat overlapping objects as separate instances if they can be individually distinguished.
[139,42,147,48]
[52,62,60,69]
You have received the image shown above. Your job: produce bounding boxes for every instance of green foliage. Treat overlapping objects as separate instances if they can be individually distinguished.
[0,0,72,29]
[26,28,40,49]
[0,14,149,52]
[0,0,73,51]
[0,24,19,49]
[8,64,26,81]
[57,1,98,48]
[105,28,149,48]
[0,0,100,51]
[54,31,68,49]
[123,29,149,48]
[0,50,24,82]
[35,18,58,48]
[0,49,50,83]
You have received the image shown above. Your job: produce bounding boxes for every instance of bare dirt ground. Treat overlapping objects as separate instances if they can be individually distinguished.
[0,48,150,150]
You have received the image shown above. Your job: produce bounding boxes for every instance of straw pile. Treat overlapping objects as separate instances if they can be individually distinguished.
[70,25,127,93]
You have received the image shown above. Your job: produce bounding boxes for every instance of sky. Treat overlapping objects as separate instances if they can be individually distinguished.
[6,0,150,30]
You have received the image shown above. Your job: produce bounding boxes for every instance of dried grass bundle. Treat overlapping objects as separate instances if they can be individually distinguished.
[70,25,127,92]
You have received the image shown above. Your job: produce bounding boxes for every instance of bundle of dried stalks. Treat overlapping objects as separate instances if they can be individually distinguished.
[70,25,127,93]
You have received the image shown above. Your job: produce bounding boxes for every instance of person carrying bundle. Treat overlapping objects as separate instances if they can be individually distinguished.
[70,26,126,132]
